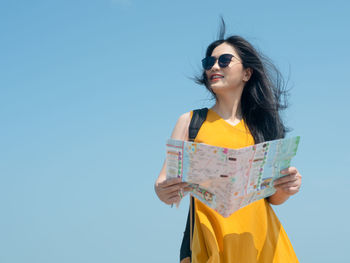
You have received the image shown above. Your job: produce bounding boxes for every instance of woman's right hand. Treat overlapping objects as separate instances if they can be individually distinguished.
[155,177,188,205]
[155,112,191,205]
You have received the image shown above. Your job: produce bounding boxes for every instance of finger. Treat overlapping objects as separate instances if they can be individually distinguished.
[288,185,301,192]
[183,186,192,192]
[275,180,299,189]
[157,180,187,190]
[274,174,298,186]
[274,177,297,186]
[158,177,183,186]
[282,185,300,195]
[167,195,181,204]
[159,187,186,202]
[166,188,184,197]
[159,183,188,194]
[280,166,298,176]
[163,182,188,191]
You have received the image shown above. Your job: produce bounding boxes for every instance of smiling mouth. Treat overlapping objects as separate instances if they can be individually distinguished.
[210,74,224,80]
[210,75,224,81]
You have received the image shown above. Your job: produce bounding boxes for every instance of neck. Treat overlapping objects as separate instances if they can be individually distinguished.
[211,88,243,123]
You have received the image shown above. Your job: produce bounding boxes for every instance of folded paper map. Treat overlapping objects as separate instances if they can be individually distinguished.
[166,136,300,217]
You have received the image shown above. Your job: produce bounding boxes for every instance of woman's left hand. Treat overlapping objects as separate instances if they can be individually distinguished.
[274,167,302,196]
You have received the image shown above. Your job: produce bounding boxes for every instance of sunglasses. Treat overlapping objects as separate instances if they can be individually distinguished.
[201,54,235,70]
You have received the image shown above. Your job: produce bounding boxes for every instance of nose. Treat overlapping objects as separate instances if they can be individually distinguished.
[210,58,221,71]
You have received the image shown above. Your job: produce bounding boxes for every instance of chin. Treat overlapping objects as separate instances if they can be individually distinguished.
[210,85,227,92]
[211,85,241,95]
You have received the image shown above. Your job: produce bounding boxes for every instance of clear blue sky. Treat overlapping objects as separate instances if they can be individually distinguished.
[1,0,349,262]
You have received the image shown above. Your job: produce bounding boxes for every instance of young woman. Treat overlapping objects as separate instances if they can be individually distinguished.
[155,30,302,263]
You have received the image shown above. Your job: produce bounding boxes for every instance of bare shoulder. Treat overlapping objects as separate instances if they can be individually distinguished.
[178,112,191,125]
[170,111,192,141]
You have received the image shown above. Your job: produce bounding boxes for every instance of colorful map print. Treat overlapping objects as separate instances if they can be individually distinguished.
[166,136,300,217]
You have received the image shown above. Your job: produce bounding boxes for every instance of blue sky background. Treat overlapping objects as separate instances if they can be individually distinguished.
[1,0,349,262]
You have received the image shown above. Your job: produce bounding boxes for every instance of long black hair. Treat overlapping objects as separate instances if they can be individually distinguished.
[196,20,289,143]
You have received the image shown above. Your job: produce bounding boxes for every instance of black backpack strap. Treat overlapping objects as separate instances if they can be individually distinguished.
[188,108,208,141]
[179,108,208,263]
[180,196,195,262]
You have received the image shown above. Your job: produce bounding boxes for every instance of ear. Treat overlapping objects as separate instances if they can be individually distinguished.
[243,68,253,82]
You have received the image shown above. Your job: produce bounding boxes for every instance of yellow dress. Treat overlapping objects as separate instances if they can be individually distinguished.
[190,109,299,263]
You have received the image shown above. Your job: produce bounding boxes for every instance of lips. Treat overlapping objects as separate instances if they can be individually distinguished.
[210,74,224,81]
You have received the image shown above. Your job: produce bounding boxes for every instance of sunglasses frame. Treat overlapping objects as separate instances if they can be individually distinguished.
[201,53,235,71]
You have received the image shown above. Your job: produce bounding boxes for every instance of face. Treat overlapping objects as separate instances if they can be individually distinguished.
[205,42,251,93]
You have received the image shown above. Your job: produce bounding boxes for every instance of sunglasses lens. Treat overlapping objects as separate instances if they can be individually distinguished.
[202,57,216,70]
[218,54,233,68]
[202,54,234,70]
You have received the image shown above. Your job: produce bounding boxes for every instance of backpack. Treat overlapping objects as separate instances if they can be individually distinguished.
[180,108,208,263]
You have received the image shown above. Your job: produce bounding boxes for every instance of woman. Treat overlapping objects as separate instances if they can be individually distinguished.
[155,28,302,263]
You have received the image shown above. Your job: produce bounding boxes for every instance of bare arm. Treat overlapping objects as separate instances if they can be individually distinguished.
[154,112,191,205]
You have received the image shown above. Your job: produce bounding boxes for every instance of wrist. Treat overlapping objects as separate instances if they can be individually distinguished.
[267,188,290,205]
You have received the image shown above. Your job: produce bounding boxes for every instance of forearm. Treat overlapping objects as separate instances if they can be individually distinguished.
[267,188,290,205]
[155,162,166,186]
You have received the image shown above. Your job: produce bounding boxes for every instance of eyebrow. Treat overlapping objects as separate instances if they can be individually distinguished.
[211,53,235,58]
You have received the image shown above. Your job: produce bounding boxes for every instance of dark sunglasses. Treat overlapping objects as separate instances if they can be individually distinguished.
[201,54,235,70]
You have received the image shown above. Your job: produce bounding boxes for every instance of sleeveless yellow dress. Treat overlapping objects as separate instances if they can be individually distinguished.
[190,109,299,263]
